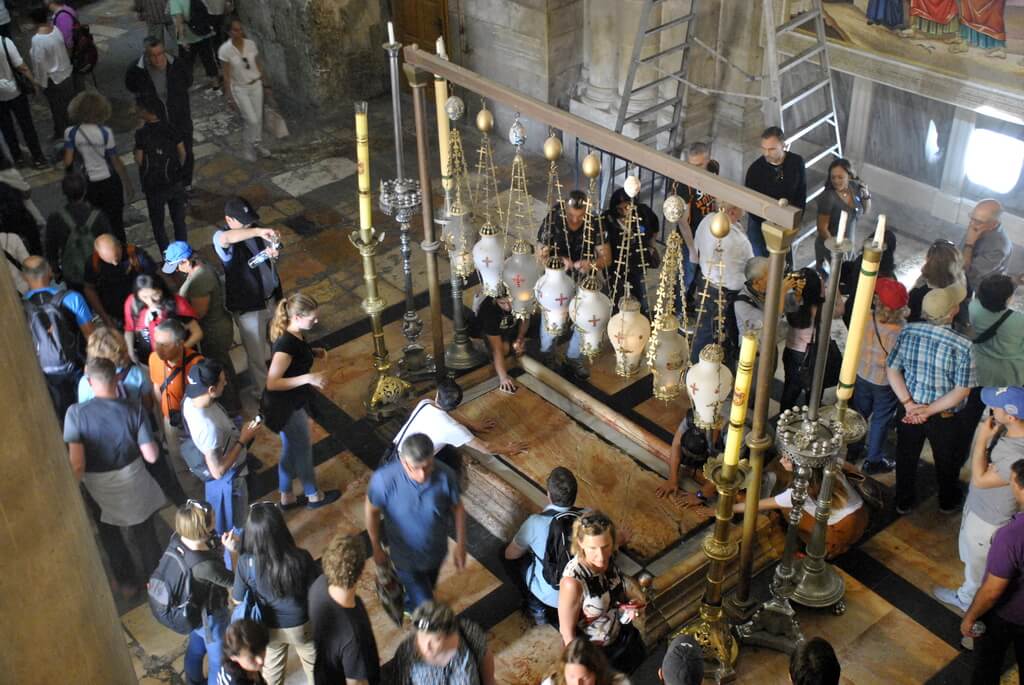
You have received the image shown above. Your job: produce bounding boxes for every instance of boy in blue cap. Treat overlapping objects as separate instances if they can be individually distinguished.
[935,386,1024,614]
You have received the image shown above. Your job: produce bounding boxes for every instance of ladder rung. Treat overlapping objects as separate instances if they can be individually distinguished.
[779,44,825,74]
[645,13,694,36]
[637,122,678,143]
[786,111,834,144]
[776,9,821,36]
[805,144,841,169]
[641,42,690,64]
[624,97,682,124]
[806,186,825,204]
[631,72,679,95]
[781,78,831,111]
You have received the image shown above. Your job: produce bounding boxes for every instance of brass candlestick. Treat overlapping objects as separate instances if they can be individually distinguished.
[404,62,449,382]
[725,218,797,621]
[680,331,757,684]
[351,102,411,420]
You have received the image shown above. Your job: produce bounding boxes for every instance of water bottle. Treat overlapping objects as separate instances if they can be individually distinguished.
[248,240,282,269]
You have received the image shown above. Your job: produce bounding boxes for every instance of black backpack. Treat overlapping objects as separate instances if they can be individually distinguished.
[540,507,582,588]
[139,125,182,192]
[186,0,213,36]
[24,289,83,375]
[54,10,98,74]
[147,536,201,634]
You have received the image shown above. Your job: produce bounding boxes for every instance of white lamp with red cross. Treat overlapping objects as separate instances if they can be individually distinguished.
[535,253,576,335]
[503,238,542,320]
[607,286,651,377]
[570,270,613,360]
[472,220,504,297]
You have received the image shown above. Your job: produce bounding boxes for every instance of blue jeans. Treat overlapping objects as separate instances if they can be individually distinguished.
[394,565,441,613]
[539,325,582,360]
[184,610,228,685]
[279,408,318,496]
[851,376,899,464]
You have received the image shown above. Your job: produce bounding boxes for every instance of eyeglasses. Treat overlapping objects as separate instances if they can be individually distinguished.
[250,501,278,511]
[415,618,455,633]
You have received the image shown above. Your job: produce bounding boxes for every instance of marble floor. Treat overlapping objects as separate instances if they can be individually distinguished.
[33,1,1013,682]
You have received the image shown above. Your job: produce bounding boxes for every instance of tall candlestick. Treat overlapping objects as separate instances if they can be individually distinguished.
[355,102,372,235]
[836,242,883,404]
[723,332,757,467]
[835,210,847,245]
[434,47,451,193]
[873,214,886,247]
[387,20,395,45]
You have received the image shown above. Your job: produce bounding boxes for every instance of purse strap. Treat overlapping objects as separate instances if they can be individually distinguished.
[974,310,1013,346]
[393,400,432,449]
[872,312,889,357]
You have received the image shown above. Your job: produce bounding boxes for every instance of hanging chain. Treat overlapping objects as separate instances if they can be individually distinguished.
[647,231,683,369]
[713,240,727,345]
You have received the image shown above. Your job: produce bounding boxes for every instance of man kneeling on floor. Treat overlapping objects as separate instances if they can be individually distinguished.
[934,386,1024,614]
[504,467,582,626]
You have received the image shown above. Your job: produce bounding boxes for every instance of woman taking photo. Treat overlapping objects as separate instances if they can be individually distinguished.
[541,638,631,685]
[557,510,646,674]
[218,18,272,162]
[388,600,495,684]
[124,273,203,364]
[232,503,319,685]
[780,268,823,411]
[63,91,134,241]
[217,619,270,685]
[814,158,870,271]
[263,292,339,509]
[173,500,239,685]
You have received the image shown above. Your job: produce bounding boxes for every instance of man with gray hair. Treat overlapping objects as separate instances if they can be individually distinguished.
[962,199,1008,293]
[365,432,466,612]
[149,317,204,499]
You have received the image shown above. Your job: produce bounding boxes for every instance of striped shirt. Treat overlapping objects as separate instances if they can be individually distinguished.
[858,316,903,386]
[886,321,976,406]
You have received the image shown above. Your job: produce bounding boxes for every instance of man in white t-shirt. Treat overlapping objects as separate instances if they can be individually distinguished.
[182,358,263,536]
[0,31,46,168]
[29,7,74,142]
[392,379,527,473]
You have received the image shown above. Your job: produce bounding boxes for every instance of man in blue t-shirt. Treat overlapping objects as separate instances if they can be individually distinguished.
[365,432,465,612]
[504,466,579,626]
[23,255,93,420]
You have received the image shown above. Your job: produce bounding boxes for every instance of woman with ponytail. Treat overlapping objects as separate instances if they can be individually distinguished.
[262,293,339,509]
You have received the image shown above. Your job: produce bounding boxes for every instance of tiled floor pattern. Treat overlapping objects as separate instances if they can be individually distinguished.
[18,0,1002,682]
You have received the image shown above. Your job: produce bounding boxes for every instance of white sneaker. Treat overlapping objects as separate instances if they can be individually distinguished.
[933,587,970,613]
[255,144,273,159]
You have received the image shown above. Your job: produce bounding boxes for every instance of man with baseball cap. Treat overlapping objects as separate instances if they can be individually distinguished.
[164,240,240,412]
[182,357,262,544]
[849,277,908,475]
[886,280,976,514]
[934,386,1024,616]
[659,634,704,684]
[213,196,282,396]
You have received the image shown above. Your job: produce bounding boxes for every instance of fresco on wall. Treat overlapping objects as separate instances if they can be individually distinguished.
[809,1,1024,96]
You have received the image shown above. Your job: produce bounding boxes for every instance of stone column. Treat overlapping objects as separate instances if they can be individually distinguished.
[581,0,620,110]
[0,269,137,682]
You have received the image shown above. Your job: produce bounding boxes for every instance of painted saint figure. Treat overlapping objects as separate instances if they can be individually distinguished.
[905,0,959,37]
[957,0,1007,57]
[866,0,904,29]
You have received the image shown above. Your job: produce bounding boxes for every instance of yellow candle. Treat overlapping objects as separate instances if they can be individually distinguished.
[836,246,883,403]
[354,101,372,234]
[434,40,451,192]
[873,214,886,247]
[723,332,758,467]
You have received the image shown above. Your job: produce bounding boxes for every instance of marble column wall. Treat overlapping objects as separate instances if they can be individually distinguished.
[581,0,620,110]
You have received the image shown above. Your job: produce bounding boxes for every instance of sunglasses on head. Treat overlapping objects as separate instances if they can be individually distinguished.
[187,498,212,516]
[242,56,251,70]
[250,501,278,511]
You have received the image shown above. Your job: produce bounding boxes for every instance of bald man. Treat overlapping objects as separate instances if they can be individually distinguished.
[962,199,1009,293]
[23,255,94,419]
[82,234,157,329]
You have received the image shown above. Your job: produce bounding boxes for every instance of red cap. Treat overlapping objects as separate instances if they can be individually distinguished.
[874,277,908,310]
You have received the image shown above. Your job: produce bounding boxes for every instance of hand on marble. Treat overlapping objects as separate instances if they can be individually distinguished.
[498,376,517,394]
[503,441,528,456]
[305,372,327,390]
[476,417,498,433]
[654,480,680,498]
[453,542,467,571]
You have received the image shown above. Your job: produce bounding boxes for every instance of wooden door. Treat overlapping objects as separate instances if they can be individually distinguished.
[393,0,449,55]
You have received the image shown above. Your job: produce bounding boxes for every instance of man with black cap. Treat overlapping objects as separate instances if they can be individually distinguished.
[214,196,281,397]
[659,634,704,685]
[182,357,261,540]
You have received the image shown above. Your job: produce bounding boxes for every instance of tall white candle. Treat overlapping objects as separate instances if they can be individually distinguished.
[387,21,395,45]
[873,214,886,247]
[835,210,847,245]
[436,36,447,59]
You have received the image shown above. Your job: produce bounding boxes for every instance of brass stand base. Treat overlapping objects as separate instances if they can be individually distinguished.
[398,341,436,382]
[792,558,846,613]
[735,594,804,654]
[680,604,738,684]
[445,338,487,370]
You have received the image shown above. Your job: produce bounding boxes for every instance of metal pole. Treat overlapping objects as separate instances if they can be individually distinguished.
[725,219,795,620]
[381,39,433,381]
[406,64,448,380]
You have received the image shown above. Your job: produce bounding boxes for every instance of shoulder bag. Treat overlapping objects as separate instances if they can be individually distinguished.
[973,310,1013,346]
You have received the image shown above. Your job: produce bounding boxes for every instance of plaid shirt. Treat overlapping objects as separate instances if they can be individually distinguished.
[858,317,903,386]
[886,322,976,406]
